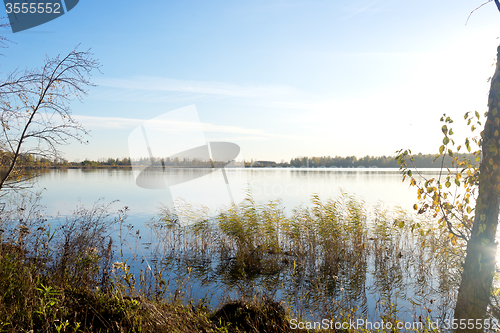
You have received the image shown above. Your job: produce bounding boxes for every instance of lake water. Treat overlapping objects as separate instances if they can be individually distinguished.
[32,167,437,219]
[21,167,458,323]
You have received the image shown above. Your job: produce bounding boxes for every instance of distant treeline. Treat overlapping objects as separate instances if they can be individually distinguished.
[12,156,133,168]
[8,152,479,169]
[11,155,240,169]
[286,153,479,168]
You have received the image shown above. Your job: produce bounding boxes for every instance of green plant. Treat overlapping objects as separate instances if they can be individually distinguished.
[34,283,61,324]
[396,112,482,247]
[54,319,69,333]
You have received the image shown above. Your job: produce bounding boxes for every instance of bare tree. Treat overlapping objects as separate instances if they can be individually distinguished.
[0,48,100,192]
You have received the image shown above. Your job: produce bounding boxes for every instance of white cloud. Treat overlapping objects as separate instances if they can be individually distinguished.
[96,76,298,99]
[74,114,304,141]
[73,115,143,129]
[205,136,271,141]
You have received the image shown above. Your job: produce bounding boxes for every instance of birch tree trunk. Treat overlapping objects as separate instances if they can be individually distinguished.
[454,44,500,331]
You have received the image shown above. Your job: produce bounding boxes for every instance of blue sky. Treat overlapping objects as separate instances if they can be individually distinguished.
[2,0,500,162]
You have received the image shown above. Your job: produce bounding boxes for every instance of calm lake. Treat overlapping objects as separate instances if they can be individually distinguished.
[23,167,460,324]
[33,167,432,218]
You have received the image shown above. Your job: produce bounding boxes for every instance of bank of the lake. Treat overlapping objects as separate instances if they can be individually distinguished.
[0,167,475,331]
[0,189,452,332]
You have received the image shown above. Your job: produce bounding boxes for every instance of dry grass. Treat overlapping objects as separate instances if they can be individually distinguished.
[0,194,293,332]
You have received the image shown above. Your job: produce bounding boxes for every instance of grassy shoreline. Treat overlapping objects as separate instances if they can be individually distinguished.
[0,193,459,332]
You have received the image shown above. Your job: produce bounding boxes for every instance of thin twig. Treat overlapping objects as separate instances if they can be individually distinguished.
[466,0,495,25]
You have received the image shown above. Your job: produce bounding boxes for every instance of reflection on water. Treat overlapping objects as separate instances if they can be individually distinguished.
[27,168,444,218]
[12,168,465,323]
[145,194,460,323]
